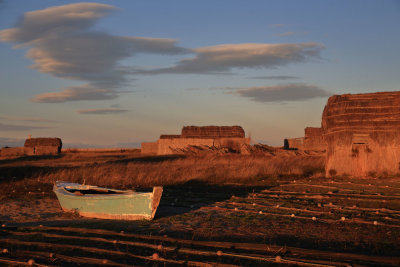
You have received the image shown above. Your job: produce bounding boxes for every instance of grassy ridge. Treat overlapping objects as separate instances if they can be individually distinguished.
[36,153,325,188]
[0,150,324,190]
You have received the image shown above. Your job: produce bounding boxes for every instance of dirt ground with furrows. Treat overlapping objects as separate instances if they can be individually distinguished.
[0,152,399,266]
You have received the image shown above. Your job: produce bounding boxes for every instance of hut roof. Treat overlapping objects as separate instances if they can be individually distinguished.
[160,135,182,139]
[181,126,245,138]
[24,138,62,147]
[322,91,400,135]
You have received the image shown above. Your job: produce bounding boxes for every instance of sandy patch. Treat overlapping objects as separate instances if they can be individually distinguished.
[0,197,66,223]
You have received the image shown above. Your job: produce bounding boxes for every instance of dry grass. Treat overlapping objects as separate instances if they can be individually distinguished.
[0,151,325,189]
[46,155,324,188]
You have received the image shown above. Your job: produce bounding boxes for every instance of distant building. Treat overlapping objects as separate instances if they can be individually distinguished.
[323,91,400,177]
[284,127,326,151]
[24,137,62,155]
[141,126,250,155]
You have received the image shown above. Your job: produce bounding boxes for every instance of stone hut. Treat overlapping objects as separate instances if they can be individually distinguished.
[142,126,250,155]
[24,137,62,155]
[284,127,326,151]
[322,91,400,177]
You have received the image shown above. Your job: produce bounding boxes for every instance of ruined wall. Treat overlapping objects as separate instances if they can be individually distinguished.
[285,127,326,151]
[141,142,158,154]
[157,137,250,155]
[285,138,304,150]
[323,92,400,177]
[25,146,60,156]
[141,126,249,155]
[157,138,214,155]
[303,127,326,151]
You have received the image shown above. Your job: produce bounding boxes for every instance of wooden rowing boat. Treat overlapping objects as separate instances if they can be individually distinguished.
[53,181,163,220]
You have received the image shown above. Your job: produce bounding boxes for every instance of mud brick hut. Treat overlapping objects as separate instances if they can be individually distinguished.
[142,126,250,155]
[322,91,400,177]
[24,137,62,155]
[284,127,326,151]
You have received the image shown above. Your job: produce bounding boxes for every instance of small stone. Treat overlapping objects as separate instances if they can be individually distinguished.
[373,221,378,225]
[152,253,159,260]
[291,214,295,218]
[102,259,108,264]
[259,211,263,214]
[276,204,280,208]
[317,203,322,207]
[341,217,346,221]
[275,255,282,262]
[120,231,124,234]
[27,259,35,266]
[376,210,379,214]
[217,250,223,256]
[234,208,238,211]
[2,249,8,253]
[113,240,117,244]
[312,217,316,221]
[49,253,54,258]
[252,203,256,206]
[157,244,163,250]
[1,224,6,228]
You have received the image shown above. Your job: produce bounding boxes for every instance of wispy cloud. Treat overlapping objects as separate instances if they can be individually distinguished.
[77,108,130,115]
[275,31,296,37]
[233,84,331,103]
[30,84,126,103]
[250,75,298,80]
[0,115,55,123]
[0,122,51,131]
[142,43,324,74]
[0,3,187,103]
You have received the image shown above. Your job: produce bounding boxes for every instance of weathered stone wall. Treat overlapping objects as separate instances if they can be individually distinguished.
[157,138,214,155]
[285,127,326,151]
[285,138,304,150]
[143,137,251,155]
[141,142,159,154]
[303,127,326,151]
[157,137,250,155]
[25,146,60,156]
[323,92,400,177]
[141,126,249,155]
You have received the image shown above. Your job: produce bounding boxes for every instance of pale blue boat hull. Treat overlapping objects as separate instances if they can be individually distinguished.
[53,181,163,220]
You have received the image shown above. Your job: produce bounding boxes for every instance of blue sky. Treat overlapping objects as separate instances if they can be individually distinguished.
[0,0,399,147]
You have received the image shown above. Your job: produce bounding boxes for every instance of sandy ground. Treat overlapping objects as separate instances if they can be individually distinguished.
[0,197,66,223]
